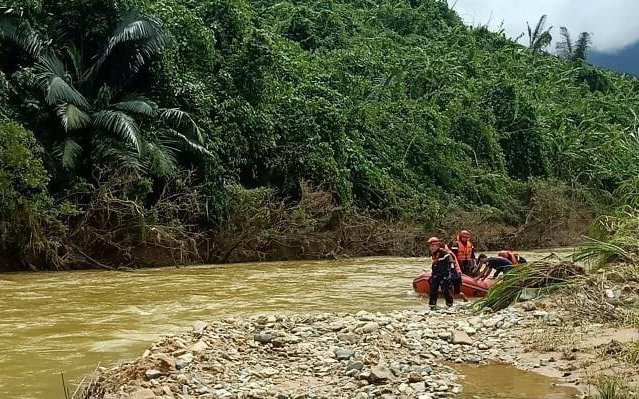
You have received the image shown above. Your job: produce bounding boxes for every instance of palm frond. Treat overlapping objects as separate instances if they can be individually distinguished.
[92,137,143,171]
[143,140,177,177]
[164,128,213,157]
[93,110,142,153]
[87,10,167,82]
[64,42,84,81]
[532,15,547,44]
[159,108,204,144]
[60,137,82,169]
[573,32,592,61]
[56,103,91,131]
[0,15,45,58]
[113,96,157,116]
[556,26,573,60]
[35,54,90,108]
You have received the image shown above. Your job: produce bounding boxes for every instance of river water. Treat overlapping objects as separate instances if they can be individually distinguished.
[0,250,575,399]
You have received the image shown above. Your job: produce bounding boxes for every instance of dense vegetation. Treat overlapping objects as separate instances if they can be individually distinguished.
[1,0,639,270]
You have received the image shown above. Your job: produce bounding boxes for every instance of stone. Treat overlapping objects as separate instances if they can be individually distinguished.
[451,331,473,345]
[130,388,156,399]
[347,361,364,371]
[176,353,193,370]
[369,365,392,383]
[437,331,452,341]
[191,340,209,352]
[260,367,278,377]
[153,354,176,371]
[192,321,208,333]
[254,333,273,344]
[361,322,380,333]
[337,333,359,344]
[145,369,163,380]
[408,372,423,383]
[333,347,355,361]
[410,382,426,392]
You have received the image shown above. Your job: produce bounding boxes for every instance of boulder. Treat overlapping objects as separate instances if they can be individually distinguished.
[369,365,392,383]
[361,322,380,333]
[451,331,473,346]
[333,348,355,361]
[144,369,163,380]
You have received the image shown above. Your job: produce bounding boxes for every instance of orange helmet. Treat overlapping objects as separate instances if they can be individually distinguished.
[427,237,440,244]
[459,230,471,239]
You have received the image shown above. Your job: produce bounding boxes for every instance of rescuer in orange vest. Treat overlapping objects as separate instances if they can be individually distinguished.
[497,250,527,265]
[449,230,477,276]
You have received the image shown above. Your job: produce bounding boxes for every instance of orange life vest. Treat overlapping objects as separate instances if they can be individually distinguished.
[498,251,519,265]
[456,240,474,261]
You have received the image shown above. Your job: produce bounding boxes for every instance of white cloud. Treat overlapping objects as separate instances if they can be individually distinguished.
[453,0,639,53]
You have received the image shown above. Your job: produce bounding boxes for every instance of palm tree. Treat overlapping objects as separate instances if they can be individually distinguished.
[556,26,592,62]
[526,15,553,53]
[0,8,210,177]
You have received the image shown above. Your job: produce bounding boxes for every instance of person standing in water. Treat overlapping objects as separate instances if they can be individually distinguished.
[427,237,455,310]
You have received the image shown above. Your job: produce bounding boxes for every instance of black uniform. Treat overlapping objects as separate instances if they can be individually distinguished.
[429,250,455,307]
[485,257,513,278]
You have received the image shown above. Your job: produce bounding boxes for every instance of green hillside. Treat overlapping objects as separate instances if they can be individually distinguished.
[2,0,639,269]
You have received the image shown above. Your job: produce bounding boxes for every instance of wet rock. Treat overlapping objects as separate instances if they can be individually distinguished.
[369,365,392,383]
[145,369,163,380]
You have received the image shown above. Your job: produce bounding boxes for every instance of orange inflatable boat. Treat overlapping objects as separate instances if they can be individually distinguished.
[412,271,493,298]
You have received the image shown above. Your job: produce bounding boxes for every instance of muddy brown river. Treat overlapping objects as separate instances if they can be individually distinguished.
[0,251,577,398]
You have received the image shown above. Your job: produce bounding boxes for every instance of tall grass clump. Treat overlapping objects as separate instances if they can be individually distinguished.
[475,256,585,311]
[573,210,639,268]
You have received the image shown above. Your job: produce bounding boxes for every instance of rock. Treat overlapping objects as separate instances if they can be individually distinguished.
[153,354,176,371]
[333,347,355,361]
[254,333,273,344]
[175,353,193,370]
[337,333,359,344]
[130,388,156,399]
[451,331,473,345]
[408,372,423,383]
[605,289,621,300]
[191,340,209,352]
[437,331,452,341]
[145,369,163,380]
[192,321,208,333]
[260,367,278,377]
[369,365,392,383]
[330,321,346,331]
[417,395,433,399]
[347,361,364,371]
[410,382,426,393]
[361,322,380,333]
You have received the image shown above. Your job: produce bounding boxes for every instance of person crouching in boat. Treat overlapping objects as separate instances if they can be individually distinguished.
[449,230,477,277]
[477,254,513,280]
[427,237,456,310]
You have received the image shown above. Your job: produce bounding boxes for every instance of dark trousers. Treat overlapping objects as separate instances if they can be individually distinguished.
[429,275,454,306]
[493,265,513,278]
[460,260,475,276]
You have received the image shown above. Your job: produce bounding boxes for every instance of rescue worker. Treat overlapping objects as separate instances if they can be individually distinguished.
[427,237,456,310]
[497,250,527,265]
[449,230,477,276]
[477,254,513,280]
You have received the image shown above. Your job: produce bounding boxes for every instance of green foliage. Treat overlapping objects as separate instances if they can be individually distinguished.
[0,122,49,216]
[2,0,639,270]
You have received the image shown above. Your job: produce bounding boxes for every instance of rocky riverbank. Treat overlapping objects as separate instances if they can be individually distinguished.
[81,301,622,399]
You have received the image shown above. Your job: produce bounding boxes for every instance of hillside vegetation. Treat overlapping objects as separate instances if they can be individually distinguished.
[1,0,639,269]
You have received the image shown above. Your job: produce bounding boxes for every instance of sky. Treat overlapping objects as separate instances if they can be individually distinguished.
[453,0,639,54]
